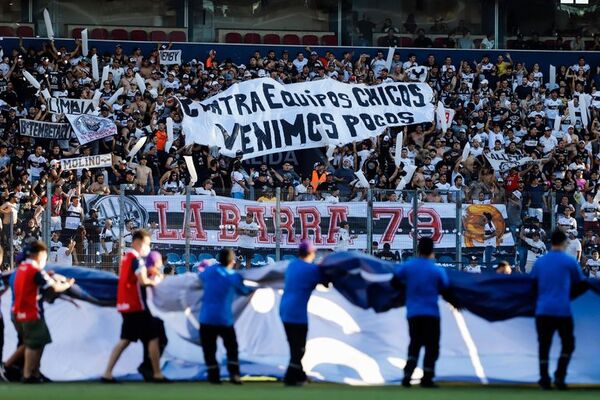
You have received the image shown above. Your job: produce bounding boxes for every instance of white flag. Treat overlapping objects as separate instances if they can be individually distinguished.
[165,117,175,152]
[394,131,403,167]
[135,73,146,95]
[23,70,40,89]
[91,54,99,81]
[549,65,556,86]
[106,87,124,106]
[43,9,54,40]
[385,47,396,71]
[436,101,447,132]
[81,29,89,57]
[184,155,198,186]
[127,136,147,160]
[461,143,471,162]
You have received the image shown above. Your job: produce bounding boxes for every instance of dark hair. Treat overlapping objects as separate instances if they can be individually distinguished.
[26,240,48,256]
[132,229,151,242]
[551,230,567,246]
[218,248,235,266]
[417,237,434,257]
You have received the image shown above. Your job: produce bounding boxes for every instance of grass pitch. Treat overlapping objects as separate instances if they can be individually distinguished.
[0,382,599,400]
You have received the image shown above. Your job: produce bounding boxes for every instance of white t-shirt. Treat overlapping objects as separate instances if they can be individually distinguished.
[566,239,582,260]
[524,238,547,264]
[100,227,114,254]
[27,154,47,178]
[336,227,351,251]
[557,216,577,231]
[55,246,73,266]
[64,204,83,230]
[293,58,308,72]
[484,221,497,247]
[231,171,245,194]
[581,201,600,222]
[586,258,600,278]
[238,221,259,249]
[464,264,482,273]
[196,187,216,196]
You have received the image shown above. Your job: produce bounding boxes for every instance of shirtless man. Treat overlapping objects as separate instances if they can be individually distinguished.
[88,174,111,195]
[135,156,154,194]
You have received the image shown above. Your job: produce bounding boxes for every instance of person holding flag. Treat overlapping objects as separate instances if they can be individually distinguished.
[530,230,585,390]
[101,229,168,383]
[279,240,327,386]
[198,248,254,384]
[394,237,448,388]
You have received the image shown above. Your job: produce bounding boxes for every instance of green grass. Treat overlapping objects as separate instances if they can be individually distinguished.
[0,382,599,400]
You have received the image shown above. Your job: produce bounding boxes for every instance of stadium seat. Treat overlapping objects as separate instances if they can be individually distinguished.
[544,39,556,49]
[282,34,300,45]
[90,28,109,39]
[321,35,337,46]
[282,255,296,262]
[150,30,168,42]
[225,32,242,43]
[244,33,261,44]
[251,254,265,265]
[438,255,454,266]
[111,28,129,40]
[187,254,197,264]
[0,26,15,36]
[130,29,148,41]
[473,38,482,48]
[166,252,180,264]
[197,253,214,262]
[169,30,187,42]
[72,27,84,39]
[16,25,34,37]
[175,265,188,275]
[400,37,413,47]
[432,37,446,48]
[263,34,281,44]
[302,35,319,45]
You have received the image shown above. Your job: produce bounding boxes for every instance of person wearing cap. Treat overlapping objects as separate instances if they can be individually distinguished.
[530,230,584,390]
[394,237,448,388]
[280,240,326,386]
[519,228,547,273]
[198,248,253,384]
[463,255,482,273]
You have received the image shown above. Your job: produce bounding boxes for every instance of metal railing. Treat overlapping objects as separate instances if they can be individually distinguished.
[2,185,582,275]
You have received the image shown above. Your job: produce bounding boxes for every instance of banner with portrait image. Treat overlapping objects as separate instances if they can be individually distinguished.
[66,114,117,145]
[82,194,514,250]
[19,119,71,139]
[180,78,435,159]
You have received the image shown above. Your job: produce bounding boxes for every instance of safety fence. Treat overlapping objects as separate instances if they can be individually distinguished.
[4,183,593,274]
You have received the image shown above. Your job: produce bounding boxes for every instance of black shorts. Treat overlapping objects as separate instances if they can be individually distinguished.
[239,247,254,259]
[120,311,159,342]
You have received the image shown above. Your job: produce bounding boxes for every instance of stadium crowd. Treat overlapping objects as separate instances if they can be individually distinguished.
[0,37,599,275]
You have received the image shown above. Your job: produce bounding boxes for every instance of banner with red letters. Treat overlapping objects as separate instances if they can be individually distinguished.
[83,195,514,250]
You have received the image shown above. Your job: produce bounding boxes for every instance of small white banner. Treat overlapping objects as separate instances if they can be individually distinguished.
[159,50,182,65]
[60,154,112,170]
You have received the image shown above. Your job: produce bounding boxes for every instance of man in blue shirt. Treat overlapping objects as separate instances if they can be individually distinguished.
[199,248,253,384]
[530,230,584,390]
[394,237,449,388]
[279,240,325,386]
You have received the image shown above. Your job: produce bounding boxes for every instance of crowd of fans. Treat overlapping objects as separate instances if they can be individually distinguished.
[0,37,599,274]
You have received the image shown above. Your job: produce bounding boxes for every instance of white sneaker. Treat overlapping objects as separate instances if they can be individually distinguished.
[0,364,9,382]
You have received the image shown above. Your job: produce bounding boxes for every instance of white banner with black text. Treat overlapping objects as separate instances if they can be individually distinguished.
[180,78,435,159]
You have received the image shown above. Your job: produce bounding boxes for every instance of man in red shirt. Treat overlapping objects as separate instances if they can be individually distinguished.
[102,229,168,383]
[12,241,73,383]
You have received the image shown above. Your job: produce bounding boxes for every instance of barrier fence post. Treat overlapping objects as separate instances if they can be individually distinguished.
[412,190,418,256]
[366,189,373,255]
[456,189,463,271]
[275,187,281,262]
[549,191,556,232]
[184,186,192,270]
[118,184,125,268]
[9,216,14,270]
[43,180,52,248]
